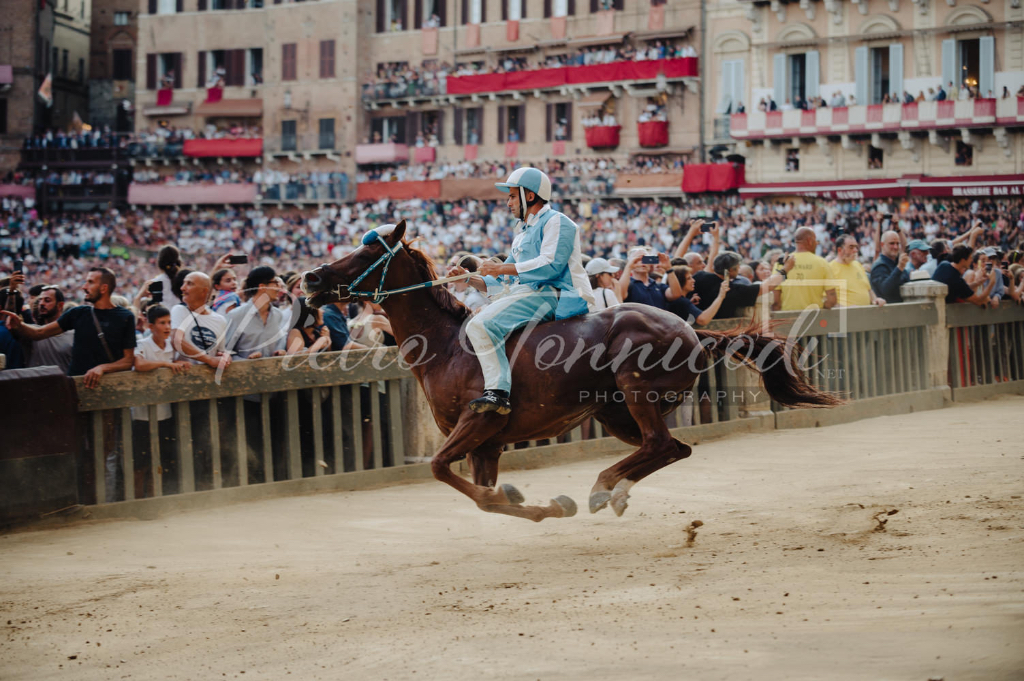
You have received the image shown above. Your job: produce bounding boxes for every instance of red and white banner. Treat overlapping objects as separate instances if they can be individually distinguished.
[464,144,478,161]
[551,140,566,155]
[506,20,519,42]
[504,141,519,158]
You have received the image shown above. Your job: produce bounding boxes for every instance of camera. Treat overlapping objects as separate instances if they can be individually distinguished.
[148,280,164,304]
[227,254,248,265]
[700,222,715,233]
[641,255,660,265]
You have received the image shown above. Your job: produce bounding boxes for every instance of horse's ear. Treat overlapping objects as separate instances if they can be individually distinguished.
[387,219,407,246]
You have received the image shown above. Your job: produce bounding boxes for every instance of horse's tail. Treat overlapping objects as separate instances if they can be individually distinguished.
[693,323,844,409]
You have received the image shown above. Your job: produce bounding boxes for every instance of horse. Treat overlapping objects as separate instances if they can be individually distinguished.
[302,220,840,522]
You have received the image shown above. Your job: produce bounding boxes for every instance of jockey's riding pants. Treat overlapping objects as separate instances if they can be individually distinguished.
[465,284,559,393]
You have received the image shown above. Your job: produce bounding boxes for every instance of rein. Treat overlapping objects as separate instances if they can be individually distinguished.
[324,234,473,304]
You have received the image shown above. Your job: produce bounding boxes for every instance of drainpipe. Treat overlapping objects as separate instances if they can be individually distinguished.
[698,0,706,163]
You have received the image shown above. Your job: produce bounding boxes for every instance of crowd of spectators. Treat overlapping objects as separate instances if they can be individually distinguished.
[22,127,122,150]
[133,168,255,185]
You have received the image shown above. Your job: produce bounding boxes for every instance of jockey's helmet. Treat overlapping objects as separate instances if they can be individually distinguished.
[495,167,552,220]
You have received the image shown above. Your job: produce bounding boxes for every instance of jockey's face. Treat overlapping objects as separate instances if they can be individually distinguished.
[506,188,536,219]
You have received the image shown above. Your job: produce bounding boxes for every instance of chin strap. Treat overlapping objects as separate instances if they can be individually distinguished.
[518,185,528,222]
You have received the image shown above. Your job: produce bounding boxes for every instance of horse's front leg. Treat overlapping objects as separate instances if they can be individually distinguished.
[430,416,576,522]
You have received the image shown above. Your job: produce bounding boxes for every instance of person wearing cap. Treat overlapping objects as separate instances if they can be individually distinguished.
[906,239,930,273]
[464,167,595,415]
[585,257,621,312]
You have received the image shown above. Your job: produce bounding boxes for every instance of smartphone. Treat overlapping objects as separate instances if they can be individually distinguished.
[13,258,23,273]
[148,281,164,294]
[985,262,994,274]
[882,214,893,222]
[227,254,248,265]
[641,255,660,265]
[1002,260,1010,269]
[700,222,715,233]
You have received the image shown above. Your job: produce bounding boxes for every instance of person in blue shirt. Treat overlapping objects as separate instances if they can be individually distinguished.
[463,167,595,415]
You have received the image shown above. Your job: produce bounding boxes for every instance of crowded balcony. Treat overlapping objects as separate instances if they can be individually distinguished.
[730,98,1024,143]
[19,131,131,168]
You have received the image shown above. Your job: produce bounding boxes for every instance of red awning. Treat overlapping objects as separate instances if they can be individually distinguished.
[911,174,1024,197]
[445,57,697,95]
[682,163,745,193]
[584,125,621,149]
[637,120,669,148]
[182,138,263,158]
[738,178,908,199]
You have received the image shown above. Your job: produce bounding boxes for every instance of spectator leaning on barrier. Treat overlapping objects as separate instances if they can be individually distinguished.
[671,264,728,326]
[871,229,910,304]
[171,272,230,369]
[967,248,1005,307]
[779,227,838,311]
[906,239,931,274]
[932,245,998,307]
[2,267,136,386]
[829,234,884,307]
[693,251,793,320]
[26,285,75,371]
[224,266,289,360]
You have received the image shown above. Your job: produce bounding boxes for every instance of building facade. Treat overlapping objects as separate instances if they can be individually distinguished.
[52,0,93,129]
[0,0,55,173]
[706,0,1024,190]
[89,0,139,131]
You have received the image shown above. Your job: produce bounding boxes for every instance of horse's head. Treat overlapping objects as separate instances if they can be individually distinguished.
[302,219,407,308]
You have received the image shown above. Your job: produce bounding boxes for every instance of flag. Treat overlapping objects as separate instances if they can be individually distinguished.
[506,20,519,42]
[467,23,481,47]
[37,73,52,107]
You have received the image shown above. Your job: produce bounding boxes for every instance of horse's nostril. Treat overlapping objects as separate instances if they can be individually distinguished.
[305,271,320,286]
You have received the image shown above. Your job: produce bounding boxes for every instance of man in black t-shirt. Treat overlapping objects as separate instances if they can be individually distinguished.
[932,245,997,307]
[692,251,793,320]
[2,267,135,387]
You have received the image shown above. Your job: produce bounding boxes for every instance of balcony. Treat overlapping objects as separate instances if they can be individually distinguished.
[127,182,259,205]
[182,138,263,158]
[730,98,1024,141]
[20,139,131,168]
[266,134,341,160]
[355,143,410,165]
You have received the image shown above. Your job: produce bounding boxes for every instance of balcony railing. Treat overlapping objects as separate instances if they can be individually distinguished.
[730,98,1024,141]
[265,134,339,156]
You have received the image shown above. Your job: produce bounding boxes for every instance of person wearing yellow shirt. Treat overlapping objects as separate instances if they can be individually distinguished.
[779,227,838,311]
[828,234,885,307]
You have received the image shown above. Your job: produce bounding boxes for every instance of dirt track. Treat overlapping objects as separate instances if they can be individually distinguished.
[2,396,1023,681]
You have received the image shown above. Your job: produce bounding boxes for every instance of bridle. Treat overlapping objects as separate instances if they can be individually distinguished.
[309,232,472,305]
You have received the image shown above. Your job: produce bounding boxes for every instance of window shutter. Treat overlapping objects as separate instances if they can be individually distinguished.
[567,0,574,14]
[462,0,468,24]
[772,52,786,105]
[198,0,207,8]
[589,0,597,13]
[233,49,246,86]
[544,0,550,17]
[517,104,525,141]
[436,110,445,144]
[398,0,407,28]
[172,53,183,88]
[520,0,526,18]
[480,0,486,22]
[502,0,507,20]
[565,102,572,140]
[454,108,464,145]
[805,50,820,100]
[406,111,420,141]
[176,0,183,12]
[476,107,483,140]
[282,43,296,81]
[146,53,156,90]
[612,0,622,9]
[498,106,506,143]
[717,60,734,114]
[979,36,994,97]
[854,46,868,105]
[414,0,422,29]
[887,44,902,100]
[545,103,552,142]
[148,0,157,14]
[941,39,955,91]
[438,0,447,26]
[377,0,385,32]
[198,50,206,87]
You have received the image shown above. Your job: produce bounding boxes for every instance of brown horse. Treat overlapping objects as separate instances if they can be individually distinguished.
[303,220,839,522]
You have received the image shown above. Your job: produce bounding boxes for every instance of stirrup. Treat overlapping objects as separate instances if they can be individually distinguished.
[469,390,512,415]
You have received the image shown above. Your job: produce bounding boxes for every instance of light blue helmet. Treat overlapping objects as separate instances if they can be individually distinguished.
[495,167,552,220]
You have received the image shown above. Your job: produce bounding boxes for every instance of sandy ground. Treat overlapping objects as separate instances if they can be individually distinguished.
[2,396,1023,681]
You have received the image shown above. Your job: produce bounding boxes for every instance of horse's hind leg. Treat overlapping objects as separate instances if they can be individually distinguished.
[590,399,688,517]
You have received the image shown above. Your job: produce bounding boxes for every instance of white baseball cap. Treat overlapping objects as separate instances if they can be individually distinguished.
[585,257,620,276]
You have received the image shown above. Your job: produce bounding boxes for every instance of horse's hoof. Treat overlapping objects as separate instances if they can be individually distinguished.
[500,483,525,505]
[589,491,611,514]
[551,495,578,518]
[610,492,630,517]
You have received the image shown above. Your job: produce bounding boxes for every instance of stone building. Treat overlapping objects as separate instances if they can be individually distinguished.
[0,0,55,173]
[89,0,139,131]
[52,0,93,129]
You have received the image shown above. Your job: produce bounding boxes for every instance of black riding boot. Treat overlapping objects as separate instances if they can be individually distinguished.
[469,389,512,415]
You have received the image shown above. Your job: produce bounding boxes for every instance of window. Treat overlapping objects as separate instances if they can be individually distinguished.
[462,0,485,24]
[319,40,335,79]
[113,49,132,80]
[421,110,443,144]
[202,50,244,87]
[588,0,622,12]
[114,10,130,24]
[319,118,335,149]
[546,102,572,141]
[716,59,745,114]
[466,108,481,144]
[942,37,993,98]
[416,0,446,27]
[955,140,973,167]
[378,0,407,32]
[78,58,84,83]
[855,44,903,106]
[869,47,890,104]
[247,48,263,85]
[774,51,819,108]
[147,52,182,89]
[371,116,406,143]
[868,145,884,169]
[785,148,799,172]
[157,0,176,14]
[500,105,525,143]
[282,43,297,81]
[282,120,297,151]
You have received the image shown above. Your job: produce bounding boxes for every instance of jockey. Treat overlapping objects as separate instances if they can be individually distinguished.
[465,167,595,415]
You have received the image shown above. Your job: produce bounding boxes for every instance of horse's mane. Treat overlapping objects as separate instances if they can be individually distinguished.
[403,240,472,322]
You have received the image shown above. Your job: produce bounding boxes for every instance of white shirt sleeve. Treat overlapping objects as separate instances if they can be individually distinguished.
[514,217,563,274]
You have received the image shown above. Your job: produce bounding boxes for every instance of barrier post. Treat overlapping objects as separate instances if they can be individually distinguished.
[900,280,948,389]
